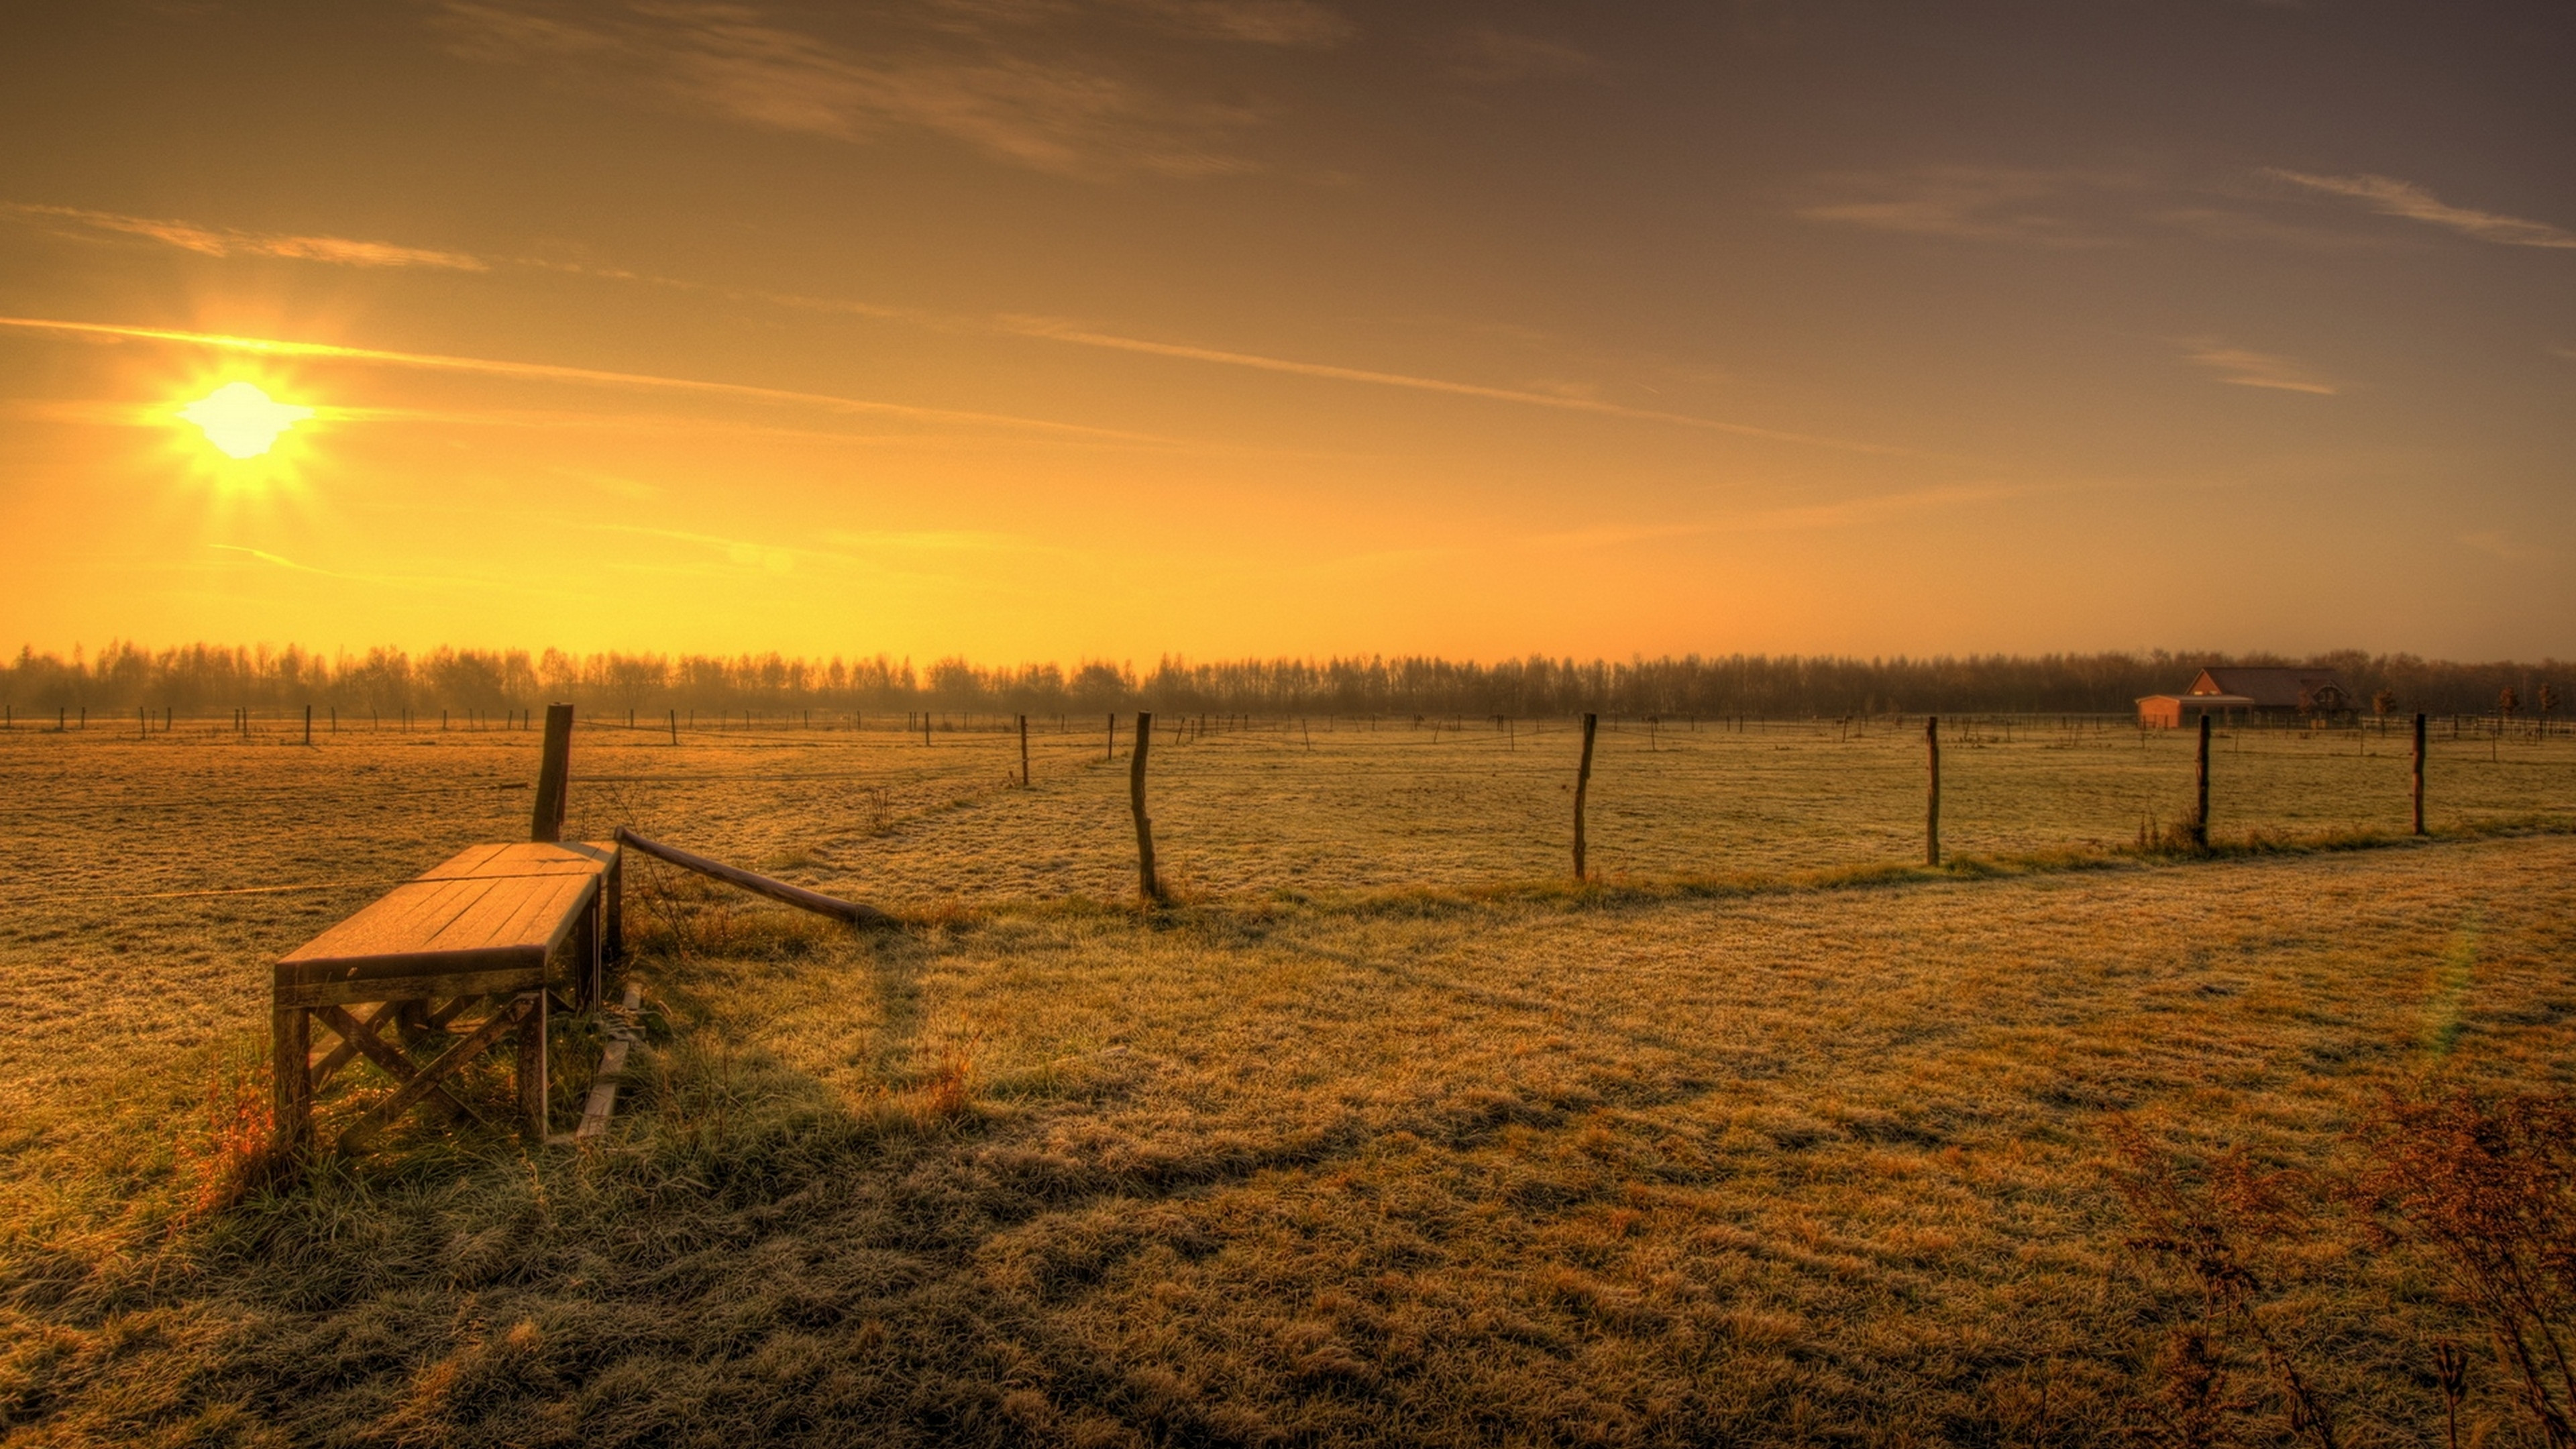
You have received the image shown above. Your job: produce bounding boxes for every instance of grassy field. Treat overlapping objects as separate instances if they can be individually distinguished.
[3,718,2573,1444]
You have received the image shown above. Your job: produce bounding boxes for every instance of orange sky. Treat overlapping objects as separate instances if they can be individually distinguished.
[1,2,2571,663]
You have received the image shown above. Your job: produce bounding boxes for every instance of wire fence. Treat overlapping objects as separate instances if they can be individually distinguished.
[9,712,2573,916]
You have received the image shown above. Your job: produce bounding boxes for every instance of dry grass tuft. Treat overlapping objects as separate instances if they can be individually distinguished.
[915,1040,978,1124]
[170,1047,281,1224]
[2108,1126,2343,1446]
[2355,1087,2576,1444]
[2110,1086,2576,1448]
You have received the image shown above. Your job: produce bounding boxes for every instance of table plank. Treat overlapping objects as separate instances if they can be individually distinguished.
[420,875,588,956]
[419,841,616,881]
[275,841,616,998]
[282,879,489,964]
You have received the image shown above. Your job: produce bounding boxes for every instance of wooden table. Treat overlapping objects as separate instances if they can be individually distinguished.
[273,840,622,1151]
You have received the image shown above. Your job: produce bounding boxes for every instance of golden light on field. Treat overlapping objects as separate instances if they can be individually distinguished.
[176,381,311,459]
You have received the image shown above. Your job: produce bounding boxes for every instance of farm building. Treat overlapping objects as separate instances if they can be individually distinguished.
[2136,666,2354,729]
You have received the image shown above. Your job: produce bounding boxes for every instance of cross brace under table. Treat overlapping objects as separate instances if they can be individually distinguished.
[271,841,622,1154]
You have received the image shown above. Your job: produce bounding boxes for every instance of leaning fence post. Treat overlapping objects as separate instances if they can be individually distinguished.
[2412,712,2427,837]
[1925,714,1941,866]
[1130,710,1163,903]
[2191,712,2211,851]
[1574,712,1598,880]
[531,703,574,843]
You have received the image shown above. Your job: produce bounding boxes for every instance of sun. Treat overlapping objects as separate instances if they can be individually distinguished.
[178,381,314,458]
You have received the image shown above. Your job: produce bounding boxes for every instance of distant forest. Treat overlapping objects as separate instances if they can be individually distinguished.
[5,642,2568,721]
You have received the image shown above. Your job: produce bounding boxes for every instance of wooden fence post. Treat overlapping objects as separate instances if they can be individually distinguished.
[1130,711,1163,903]
[1925,714,1941,866]
[1106,712,1116,761]
[1018,713,1030,786]
[1574,712,1598,880]
[303,704,312,747]
[531,704,574,843]
[2412,712,2427,837]
[2191,713,2211,851]
[667,708,678,745]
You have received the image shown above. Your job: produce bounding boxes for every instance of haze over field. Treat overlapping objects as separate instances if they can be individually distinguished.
[1,3,2570,663]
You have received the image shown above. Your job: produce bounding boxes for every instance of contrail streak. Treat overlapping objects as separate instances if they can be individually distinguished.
[0,315,1169,443]
[210,543,343,576]
[1000,318,1914,456]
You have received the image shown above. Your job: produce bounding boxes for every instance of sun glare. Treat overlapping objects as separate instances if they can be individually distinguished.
[178,381,313,458]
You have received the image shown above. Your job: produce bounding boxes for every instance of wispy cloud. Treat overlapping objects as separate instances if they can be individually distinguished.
[823,527,1046,553]
[1445,28,1607,85]
[201,543,511,594]
[0,315,1171,443]
[583,521,820,574]
[0,303,1908,458]
[209,543,347,576]
[435,1,1284,178]
[2182,343,2338,395]
[1739,483,2025,531]
[1106,0,1348,46]
[2459,529,2546,564]
[2148,205,2386,251]
[920,0,1348,46]
[1526,486,2027,552]
[3,193,1925,455]
[582,517,1057,578]
[1801,166,2418,252]
[5,203,486,270]
[998,315,1915,454]
[1799,167,2128,246]
[2265,170,2576,250]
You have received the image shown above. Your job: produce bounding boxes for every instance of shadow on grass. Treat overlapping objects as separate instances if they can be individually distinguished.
[0,884,1386,1446]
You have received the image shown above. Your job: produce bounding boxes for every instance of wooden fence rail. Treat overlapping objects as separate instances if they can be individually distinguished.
[614,827,889,925]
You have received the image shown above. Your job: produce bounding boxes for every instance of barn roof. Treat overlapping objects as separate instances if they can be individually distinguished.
[2188,667,2350,708]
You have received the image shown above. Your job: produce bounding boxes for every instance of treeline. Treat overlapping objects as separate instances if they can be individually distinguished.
[3,642,2567,719]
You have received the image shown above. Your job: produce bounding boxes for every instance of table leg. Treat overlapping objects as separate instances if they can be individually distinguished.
[603,853,624,967]
[516,991,548,1138]
[272,1005,312,1155]
[577,881,602,1009]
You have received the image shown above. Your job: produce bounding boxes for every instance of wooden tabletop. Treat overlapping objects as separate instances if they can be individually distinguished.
[278,841,616,986]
